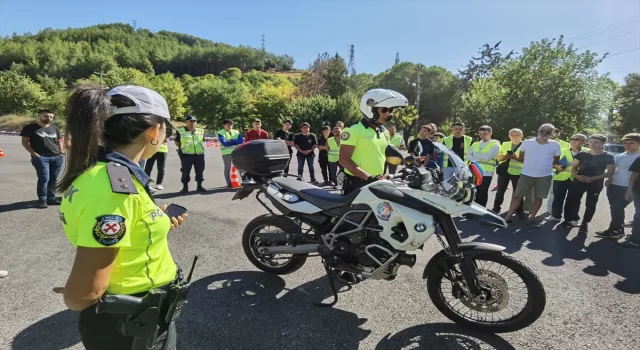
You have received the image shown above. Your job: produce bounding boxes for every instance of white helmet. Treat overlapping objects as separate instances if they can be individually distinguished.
[359,88,409,120]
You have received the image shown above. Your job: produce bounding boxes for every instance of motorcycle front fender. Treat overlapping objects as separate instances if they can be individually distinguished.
[457,202,508,228]
[422,242,506,279]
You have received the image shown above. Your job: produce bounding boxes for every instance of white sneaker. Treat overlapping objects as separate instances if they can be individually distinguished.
[149,187,157,194]
[156,184,164,190]
[0,270,8,278]
[546,215,561,222]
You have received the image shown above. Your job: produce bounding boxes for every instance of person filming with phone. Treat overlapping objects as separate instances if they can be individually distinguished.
[53,84,190,350]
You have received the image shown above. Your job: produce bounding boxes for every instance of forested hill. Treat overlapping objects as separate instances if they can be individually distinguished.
[0,23,295,83]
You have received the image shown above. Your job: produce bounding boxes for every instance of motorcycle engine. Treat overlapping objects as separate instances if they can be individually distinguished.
[333,231,393,268]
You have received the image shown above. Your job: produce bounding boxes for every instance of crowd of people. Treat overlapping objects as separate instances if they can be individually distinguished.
[8,83,639,350]
[401,120,640,250]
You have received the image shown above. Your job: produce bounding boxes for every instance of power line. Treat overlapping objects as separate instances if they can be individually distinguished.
[569,15,639,41]
[607,47,640,58]
[579,28,640,49]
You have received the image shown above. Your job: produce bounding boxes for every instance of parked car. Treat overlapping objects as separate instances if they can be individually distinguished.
[604,143,624,156]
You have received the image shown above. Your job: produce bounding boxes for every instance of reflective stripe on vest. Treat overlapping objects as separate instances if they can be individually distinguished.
[218,128,240,156]
[327,137,340,163]
[499,141,523,175]
[178,127,205,155]
[443,135,472,167]
[472,140,500,174]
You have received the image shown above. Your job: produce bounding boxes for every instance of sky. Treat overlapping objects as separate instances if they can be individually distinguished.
[0,0,639,83]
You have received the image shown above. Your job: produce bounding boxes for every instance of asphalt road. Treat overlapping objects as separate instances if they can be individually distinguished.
[1,135,638,350]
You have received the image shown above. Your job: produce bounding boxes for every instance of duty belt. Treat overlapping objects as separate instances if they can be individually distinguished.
[95,256,198,350]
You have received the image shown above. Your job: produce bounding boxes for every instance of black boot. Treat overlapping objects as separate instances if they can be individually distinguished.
[196,182,207,192]
[179,184,189,193]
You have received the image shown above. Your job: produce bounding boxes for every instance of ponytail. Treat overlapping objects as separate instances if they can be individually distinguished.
[57,84,110,192]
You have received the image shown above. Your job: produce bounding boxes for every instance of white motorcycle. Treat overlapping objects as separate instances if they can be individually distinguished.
[231,141,546,333]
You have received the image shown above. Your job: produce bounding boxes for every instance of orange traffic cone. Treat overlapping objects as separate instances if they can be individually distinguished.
[0,146,5,158]
[230,166,242,188]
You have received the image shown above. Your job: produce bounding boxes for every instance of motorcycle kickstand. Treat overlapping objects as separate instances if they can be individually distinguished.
[313,263,339,307]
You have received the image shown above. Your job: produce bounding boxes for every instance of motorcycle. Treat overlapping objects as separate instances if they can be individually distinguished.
[231,141,546,333]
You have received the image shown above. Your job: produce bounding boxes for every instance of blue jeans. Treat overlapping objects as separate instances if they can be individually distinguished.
[31,155,64,202]
[631,193,640,244]
[297,154,316,181]
[607,184,632,230]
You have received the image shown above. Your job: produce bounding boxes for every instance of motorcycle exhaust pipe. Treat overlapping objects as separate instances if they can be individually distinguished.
[257,244,318,255]
[397,253,416,267]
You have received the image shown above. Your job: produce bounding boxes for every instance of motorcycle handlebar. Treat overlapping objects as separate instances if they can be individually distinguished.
[386,172,405,180]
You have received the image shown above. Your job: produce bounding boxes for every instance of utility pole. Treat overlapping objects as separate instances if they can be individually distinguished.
[347,45,356,76]
[94,71,108,88]
[415,64,422,132]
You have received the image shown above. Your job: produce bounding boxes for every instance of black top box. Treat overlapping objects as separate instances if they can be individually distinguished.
[231,140,291,177]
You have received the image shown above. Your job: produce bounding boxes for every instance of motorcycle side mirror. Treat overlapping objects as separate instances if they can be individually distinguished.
[385,145,404,166]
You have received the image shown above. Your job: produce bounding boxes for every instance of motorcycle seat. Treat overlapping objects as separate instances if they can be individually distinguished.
[271,177,361,210]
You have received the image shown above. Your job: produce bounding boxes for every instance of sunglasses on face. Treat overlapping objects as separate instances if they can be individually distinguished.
[381,107,395,114]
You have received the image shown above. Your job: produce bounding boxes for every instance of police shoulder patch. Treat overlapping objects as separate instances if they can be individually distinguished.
[341,132,350,140]
[93,215,127,246]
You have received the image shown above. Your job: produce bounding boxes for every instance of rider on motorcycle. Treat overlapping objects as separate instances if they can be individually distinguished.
[339,89,409,195]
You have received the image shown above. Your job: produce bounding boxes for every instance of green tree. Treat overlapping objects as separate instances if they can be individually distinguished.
[324,53,348,99]
[0,71,47,114]
[151,72,188,120]
[612,73,640,135]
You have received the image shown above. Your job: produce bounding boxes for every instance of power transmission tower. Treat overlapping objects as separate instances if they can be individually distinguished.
[132,20,137,30]
[261,35,266,52]
[94,71,108,88]
[395,52,400,66]
[347,45,356,76]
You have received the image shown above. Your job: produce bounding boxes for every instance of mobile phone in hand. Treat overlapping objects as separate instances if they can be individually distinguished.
[507,150,514,155]
[165,204,188,218]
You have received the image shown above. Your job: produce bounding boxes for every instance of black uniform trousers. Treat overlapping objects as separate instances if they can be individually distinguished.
[563,181,603,224]
[329,162,344,185]
[493,174,524,214]
[318,153,329,182]
[474,175,493,207]
[343,175,378,196]
[145,152,167,185]
[181,154,205,184]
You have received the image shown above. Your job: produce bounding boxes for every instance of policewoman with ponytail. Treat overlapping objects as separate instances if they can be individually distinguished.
[54,84,189,350]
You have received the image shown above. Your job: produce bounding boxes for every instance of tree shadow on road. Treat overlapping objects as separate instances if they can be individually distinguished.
[153,187,236,200]
[177,270,517,350]
[12,309,81,350]
[0,200,40,213]
[455,216,640,294]
[376,323,515,350]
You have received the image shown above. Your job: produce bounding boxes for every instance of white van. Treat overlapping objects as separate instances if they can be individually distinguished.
[604,143,625,156]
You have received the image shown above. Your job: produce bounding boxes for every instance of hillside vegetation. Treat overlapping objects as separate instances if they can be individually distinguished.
[0,24,638,139]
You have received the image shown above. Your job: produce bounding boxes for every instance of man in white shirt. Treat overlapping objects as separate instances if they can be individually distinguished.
[504,123,562,227]
[466,125,500,207]
[595,133,640,239]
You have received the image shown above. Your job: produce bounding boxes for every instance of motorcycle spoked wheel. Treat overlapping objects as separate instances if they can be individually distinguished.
[426,252,546,333]
[242,214,308,275]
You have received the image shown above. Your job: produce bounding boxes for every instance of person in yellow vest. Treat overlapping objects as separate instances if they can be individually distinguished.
[144,137,169,191]
[466,125,501,207]
[546,134,588,221]
[53,84,188,349]
[217,119,244,188]
[491,128,526,218]
[175,115,206,193]
[340,88,408,195]
[443,121,473,181]
[327,125,343,187]
[385,125,406,175]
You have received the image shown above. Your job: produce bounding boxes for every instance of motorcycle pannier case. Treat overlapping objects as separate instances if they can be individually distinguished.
[231,140,290,176]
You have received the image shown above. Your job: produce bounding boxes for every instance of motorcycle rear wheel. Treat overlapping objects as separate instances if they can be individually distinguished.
[426,252,546,333]
[242,214,308,275]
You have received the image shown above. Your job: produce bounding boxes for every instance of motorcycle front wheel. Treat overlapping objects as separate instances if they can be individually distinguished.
[426,252,546,333]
